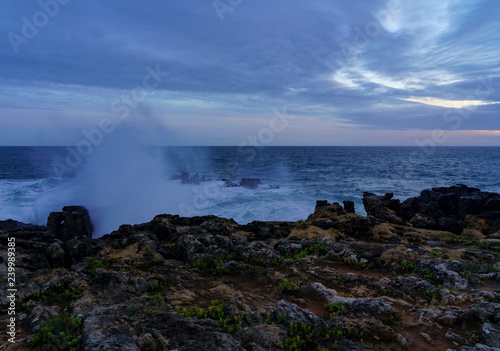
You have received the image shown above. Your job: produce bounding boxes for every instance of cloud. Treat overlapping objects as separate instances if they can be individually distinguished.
[0,0,499,145]
[399,97,500,108]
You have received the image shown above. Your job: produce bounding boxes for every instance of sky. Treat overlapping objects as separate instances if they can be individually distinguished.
[0,0,499,146]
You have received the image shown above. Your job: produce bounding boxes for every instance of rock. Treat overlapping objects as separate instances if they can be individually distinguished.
[308,201,346,220]
[362,192,403,223]
[274,300,327,331]
[456,344,500,350]
[63,235,97,264]
[240,178,262,189]
[176,235,206,262]
[46,242,66,268]
[47,206,93,240]
[480,323,500,348]
[370,223,397,242]
[445,329,465,343]
[410,213,437,229]
[239,324,286,350]
[343,201,355,213]
[0,219,45,232]
[136,333,157,350]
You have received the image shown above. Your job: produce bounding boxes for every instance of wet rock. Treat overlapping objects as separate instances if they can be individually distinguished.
[240,178,262,189]
[47,206,93,240]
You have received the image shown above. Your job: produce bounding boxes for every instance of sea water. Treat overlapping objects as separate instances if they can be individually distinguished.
[1,146,499,237]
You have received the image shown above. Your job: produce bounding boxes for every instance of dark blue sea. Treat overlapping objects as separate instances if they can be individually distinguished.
[1,145,500,237]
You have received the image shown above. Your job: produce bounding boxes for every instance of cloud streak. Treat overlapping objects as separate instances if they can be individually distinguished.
[400,97,500,108]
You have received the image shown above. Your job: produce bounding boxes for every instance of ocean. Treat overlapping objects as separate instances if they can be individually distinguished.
[1,145,500,237]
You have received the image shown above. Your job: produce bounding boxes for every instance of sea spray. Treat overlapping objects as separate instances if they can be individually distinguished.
[31,123,192,237]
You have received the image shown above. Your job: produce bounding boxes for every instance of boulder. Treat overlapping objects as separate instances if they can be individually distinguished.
[47,206,93,240]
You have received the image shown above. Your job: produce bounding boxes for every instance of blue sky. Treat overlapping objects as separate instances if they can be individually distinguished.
[1,0,499,146]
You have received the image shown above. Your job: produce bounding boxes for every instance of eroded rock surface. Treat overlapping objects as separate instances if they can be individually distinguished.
[0,185,499,350]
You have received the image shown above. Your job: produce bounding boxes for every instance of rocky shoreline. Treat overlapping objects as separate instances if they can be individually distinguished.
[0,185,499,350]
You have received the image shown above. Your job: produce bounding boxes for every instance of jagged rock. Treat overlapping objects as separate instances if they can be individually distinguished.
[456,344,500,350]
[1,185,500,351]
[343,200,355,213]
[480,323,500,348]
[308,201,346,220]
[0,219,45,232]
[176,235,206,262]
[239,324,286,350]
[46,242,66,268]
[362,192,403,224]
[274,300,327,331]
[370,223,397,242]
[47,206,93,240]
[410,213,437,229]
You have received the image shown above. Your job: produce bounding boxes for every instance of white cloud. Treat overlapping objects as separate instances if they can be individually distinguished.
[332,65,462,91]
[399,96,500,108]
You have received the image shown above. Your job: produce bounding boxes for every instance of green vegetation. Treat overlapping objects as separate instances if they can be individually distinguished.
[32,283,83,308]
[336,255,373,269]
[185,254,233,275]
[395,260,419,274]
[265,311,287,325]
[274,240,330,265]
[422,288,437,304]
[279,279,298,293]
[285,322,317,351]
[31,314,84,351]
[137,258,161,272]
[83,257,113,274]
[175,300,248,333]
[145,292,164,304]
[324,302,345,318]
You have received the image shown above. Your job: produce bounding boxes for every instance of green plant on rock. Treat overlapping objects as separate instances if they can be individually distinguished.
[395,260,419,274]
[274,240,330,265]
[279,279,298,293]
[420,269,444,284]
[83,257,111,274]
[145,292,164,304]
[265,311,287,324]
[186,254,232,276]
[32,283,83,308]
[422,288,437,304]
[322,324,365,343]
[31,313,84,351]
[325,302,345,318]
[137,258,161,272]
[175,300,247,333]
[336,255,373,269]
[285,322,317,351]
